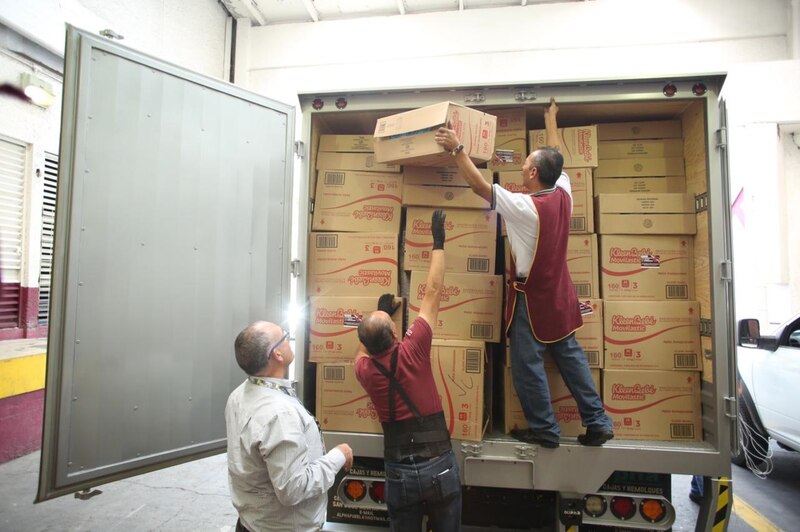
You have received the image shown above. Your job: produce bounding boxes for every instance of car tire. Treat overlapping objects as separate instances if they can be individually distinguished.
[732,389,770,468]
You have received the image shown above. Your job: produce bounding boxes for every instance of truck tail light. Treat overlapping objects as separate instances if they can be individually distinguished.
[583,494,607,518]
[640,498,667,522]
[343,479,366,502]
[369,480,385,503]
[610,496,636,520]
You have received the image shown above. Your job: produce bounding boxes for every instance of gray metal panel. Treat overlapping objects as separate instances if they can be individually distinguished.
[38,26,294,501]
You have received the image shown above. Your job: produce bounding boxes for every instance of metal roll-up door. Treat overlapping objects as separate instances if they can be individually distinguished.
[0,136,26,328]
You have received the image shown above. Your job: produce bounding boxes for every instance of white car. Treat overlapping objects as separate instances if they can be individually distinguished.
[734,314,800,467]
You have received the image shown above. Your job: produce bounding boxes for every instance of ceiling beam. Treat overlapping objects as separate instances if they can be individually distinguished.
[300,0,320,22]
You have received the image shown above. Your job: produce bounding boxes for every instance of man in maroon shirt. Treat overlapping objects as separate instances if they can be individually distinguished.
[355,209,461,532]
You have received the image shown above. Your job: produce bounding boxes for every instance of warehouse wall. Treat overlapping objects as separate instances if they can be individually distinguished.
[241,0,791,103]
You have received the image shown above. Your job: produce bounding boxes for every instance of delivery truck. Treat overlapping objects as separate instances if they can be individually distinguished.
[38,27,738,531]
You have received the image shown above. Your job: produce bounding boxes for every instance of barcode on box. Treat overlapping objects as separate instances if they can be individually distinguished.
[670,423,695,439]
[574,283,592,298]
[316,234,338,249]
[674,353,698,369]
[470,324,493,340]
[324,171,346,186]
[465,349,482,373]
[666,284,689,299]
[324,366,346,381]
[585,351,600,366]
[468,258,490,273]
[569,217,586,232]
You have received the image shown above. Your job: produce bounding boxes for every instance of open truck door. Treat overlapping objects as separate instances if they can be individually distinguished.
[37,26,295,501]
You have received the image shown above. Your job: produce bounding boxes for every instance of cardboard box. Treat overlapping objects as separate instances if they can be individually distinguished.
[529,125,598,168]
[497,168,593,234]
[404,207,497,273]
[319,134,375,152]
[603,300,701,371]
[597,120,682,141]
[603,369,702,441]
[374,102,497,166]
[312,170,403,233]
[593,176,686,194]
[408,271,503,342]
[316,152,401,173]
[432,339,489,442]
[309,296,403,363]
[308,232,398,297]
[598,139,684,159]
[594,157,685,178]
[504,366,601,436]
[567,234,600,299]
[317,363,382,434]
[402,167,492,210]
[487,107,527,171]
[505,299,603,369]
[595,193,696,235]
[600,234,695,301]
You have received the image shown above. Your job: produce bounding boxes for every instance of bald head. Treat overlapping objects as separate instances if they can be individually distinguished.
[234,321,285,375]
[357,311,396,356]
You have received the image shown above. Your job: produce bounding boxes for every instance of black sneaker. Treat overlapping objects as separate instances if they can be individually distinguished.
[509,428,560,448]
[577,429,614,446]
[689,492,703,504]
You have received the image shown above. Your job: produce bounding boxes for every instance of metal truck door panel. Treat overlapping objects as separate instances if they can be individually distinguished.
[37,26,294,501]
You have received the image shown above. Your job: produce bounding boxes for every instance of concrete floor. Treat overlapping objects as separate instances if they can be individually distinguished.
[0,450,715,532]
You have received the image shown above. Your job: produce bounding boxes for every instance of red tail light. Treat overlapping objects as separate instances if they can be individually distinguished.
[369,480,385,503]
[610,496,636,520]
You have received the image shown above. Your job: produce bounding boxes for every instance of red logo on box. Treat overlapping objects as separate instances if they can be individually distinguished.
[378,184,385,191]
[372,246,381,254]
[326,341,333,349]
[624,417,633,426]
[458,412,468,421]
[622,280,630,288]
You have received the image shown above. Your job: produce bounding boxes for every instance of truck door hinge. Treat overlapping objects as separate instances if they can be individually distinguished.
[699,318,713,337]
[294,140,305,159]
[715,127,727,150]
[695,192,708,213]
[464,92,485,104]
[460,442,483,457]
[720,260,733,282]
[514,90,537,102]
[290,259,301,278]
[724,395,737,420]
[514,445,537,459]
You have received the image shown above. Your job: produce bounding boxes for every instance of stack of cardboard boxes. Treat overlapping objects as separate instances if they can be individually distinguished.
[595,121,702,442]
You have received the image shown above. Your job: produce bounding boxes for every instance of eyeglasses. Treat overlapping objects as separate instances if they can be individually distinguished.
[267,329,290,360]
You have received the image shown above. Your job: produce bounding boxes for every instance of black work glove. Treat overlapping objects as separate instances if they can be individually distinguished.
[431,209,446,250]
[377,293,401,316]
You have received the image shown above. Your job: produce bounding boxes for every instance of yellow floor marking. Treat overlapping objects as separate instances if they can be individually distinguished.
[733,495,782,532]
[0,353,46,399]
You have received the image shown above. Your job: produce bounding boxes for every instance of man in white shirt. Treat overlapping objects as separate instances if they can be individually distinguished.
[226,321,354,531]
[434,99,613,448]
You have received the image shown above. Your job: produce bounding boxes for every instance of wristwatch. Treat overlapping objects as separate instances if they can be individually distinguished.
[450,143,464,156]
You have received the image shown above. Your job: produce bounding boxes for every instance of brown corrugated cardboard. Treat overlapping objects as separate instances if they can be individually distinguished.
[600,234,695,301]
[529,125,598,168]
[487,107,527,171]
[603,300,701,371]
[603,369,701,441]
[402,183,491,210]
[403,166,493,187]
[504,366,600,436]
[317,363,382,434]
[598,139,684,159]
[316,152,401,173]
[597,120,682,141]
[593,176,686,194]
[567,234,600,299]
[374,102,497,166]
[312,170,403,233]
[308,232,398,297]
[309,296,403,363]
[594,157,685,178]
[408,271,502,342]
[432,340,488,442]
[404,207,497,273]
[319,134,375,152]
[595,193,696,235]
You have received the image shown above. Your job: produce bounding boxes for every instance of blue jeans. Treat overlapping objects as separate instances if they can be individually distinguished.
[384,450,462,532]
[690,475,704,497]
[510,291,612,440]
